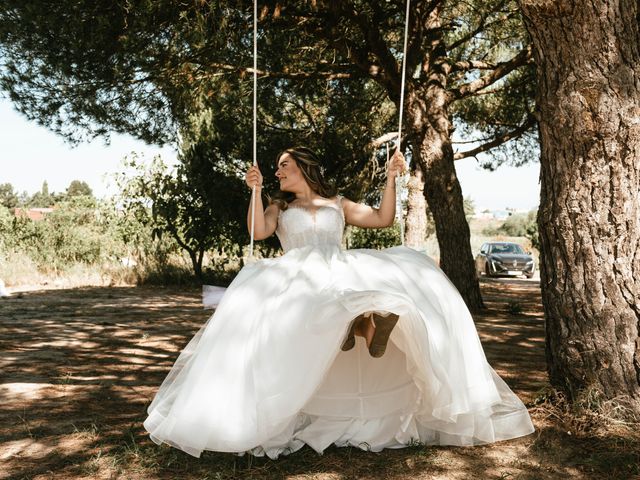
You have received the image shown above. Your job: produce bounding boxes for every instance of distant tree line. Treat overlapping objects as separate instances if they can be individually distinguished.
[0,180,93,209]
[0,164,417,284]
[482,209,539,250]
[0,180,209,285]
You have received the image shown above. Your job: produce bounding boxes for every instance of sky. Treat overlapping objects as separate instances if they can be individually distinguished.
[0,97,540,211]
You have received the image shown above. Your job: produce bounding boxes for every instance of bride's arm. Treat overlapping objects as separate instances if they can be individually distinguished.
[247,201,279,240]
[342,150,406,228]
[342,179,396,228]
[245,165,279,240]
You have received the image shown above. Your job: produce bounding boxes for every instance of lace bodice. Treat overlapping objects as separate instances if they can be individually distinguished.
[276,196,345,253]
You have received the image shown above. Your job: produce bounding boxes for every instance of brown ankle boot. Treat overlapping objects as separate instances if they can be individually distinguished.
[368,312,399,358]
[341,314,365,351]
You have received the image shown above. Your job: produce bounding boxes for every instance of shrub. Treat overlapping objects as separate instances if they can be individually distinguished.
[499,211,535,236]
[482,209,540,250]
[346,223,402,249]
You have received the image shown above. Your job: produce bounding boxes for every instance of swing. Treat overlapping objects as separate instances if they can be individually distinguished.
[208,0,410,308]
[247,0,411,258]
[205,1,412,309]
[202,0,411,308]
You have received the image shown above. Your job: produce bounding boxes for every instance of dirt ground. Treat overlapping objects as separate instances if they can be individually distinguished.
[1,278,638,480]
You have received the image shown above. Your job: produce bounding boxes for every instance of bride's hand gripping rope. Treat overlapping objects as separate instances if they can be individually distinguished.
[245,165,263,190]
[387,149,407,182]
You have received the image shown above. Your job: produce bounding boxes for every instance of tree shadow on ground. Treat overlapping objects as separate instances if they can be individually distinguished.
[1,283,638,479]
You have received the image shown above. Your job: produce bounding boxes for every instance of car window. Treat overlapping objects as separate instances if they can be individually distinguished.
[489,244,524,254]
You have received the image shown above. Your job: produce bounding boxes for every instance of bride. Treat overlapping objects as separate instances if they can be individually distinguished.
[143,146,535,459]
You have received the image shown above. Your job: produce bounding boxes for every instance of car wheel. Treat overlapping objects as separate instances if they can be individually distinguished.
[525,272,534,279]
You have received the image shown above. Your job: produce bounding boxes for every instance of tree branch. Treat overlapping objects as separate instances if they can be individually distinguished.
[448,44,533,100]
[203,62,362,80]
[369,131,400,149]
[339,4,401,90]
[449,59,497,72]
[446,0,510,51]
[453,113,536,160]
[277,6,395,89]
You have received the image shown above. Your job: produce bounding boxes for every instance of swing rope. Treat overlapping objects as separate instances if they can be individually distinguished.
[248,0,411,256]
[248,0,258,259]
[395,0,411,247]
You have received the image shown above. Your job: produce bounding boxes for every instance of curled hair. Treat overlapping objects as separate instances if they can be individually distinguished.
[269,146,337,210]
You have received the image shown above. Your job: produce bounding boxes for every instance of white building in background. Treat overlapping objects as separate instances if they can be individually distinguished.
[473,208,510,220]
[473,207,535,220]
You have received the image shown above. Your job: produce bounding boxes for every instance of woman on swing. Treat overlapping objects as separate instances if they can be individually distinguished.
[247,146,406,357]
[143,146,535,459]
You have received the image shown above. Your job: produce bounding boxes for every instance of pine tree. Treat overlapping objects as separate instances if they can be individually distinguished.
[519,0,640,411]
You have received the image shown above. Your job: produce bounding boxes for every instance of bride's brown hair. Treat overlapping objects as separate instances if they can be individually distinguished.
[269,147,337,210]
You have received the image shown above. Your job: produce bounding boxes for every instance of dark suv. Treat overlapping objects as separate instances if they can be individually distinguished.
[475,242,535,279]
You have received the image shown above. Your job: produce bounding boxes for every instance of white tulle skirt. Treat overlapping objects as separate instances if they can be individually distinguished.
[143,245,534,458]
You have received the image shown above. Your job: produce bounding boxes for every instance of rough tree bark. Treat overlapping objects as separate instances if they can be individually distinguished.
[405,84,484,311]
[403,8,485,311]
[519,0,640,406]
[404,167,428,250]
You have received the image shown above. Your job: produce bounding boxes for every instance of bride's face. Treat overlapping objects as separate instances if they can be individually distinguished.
[275,153,306,192]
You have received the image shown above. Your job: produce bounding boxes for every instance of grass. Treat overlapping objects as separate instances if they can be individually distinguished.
[0,256,139,290]
[532,387,640,439]
[0,252,49,286]
[0,250,243,292]
[529,387,640,478]
[1,216,535,292]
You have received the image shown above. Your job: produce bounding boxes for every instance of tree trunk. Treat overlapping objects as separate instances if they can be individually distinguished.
[398,6,485,311]
[406,88,485,311]
[195,248,205,280]
[171,229,203,280]
[404,166,428,249]
[519,1,640,406]
[187,249,201,279]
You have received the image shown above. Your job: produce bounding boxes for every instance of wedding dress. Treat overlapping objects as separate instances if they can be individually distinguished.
[143,196,534,458]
